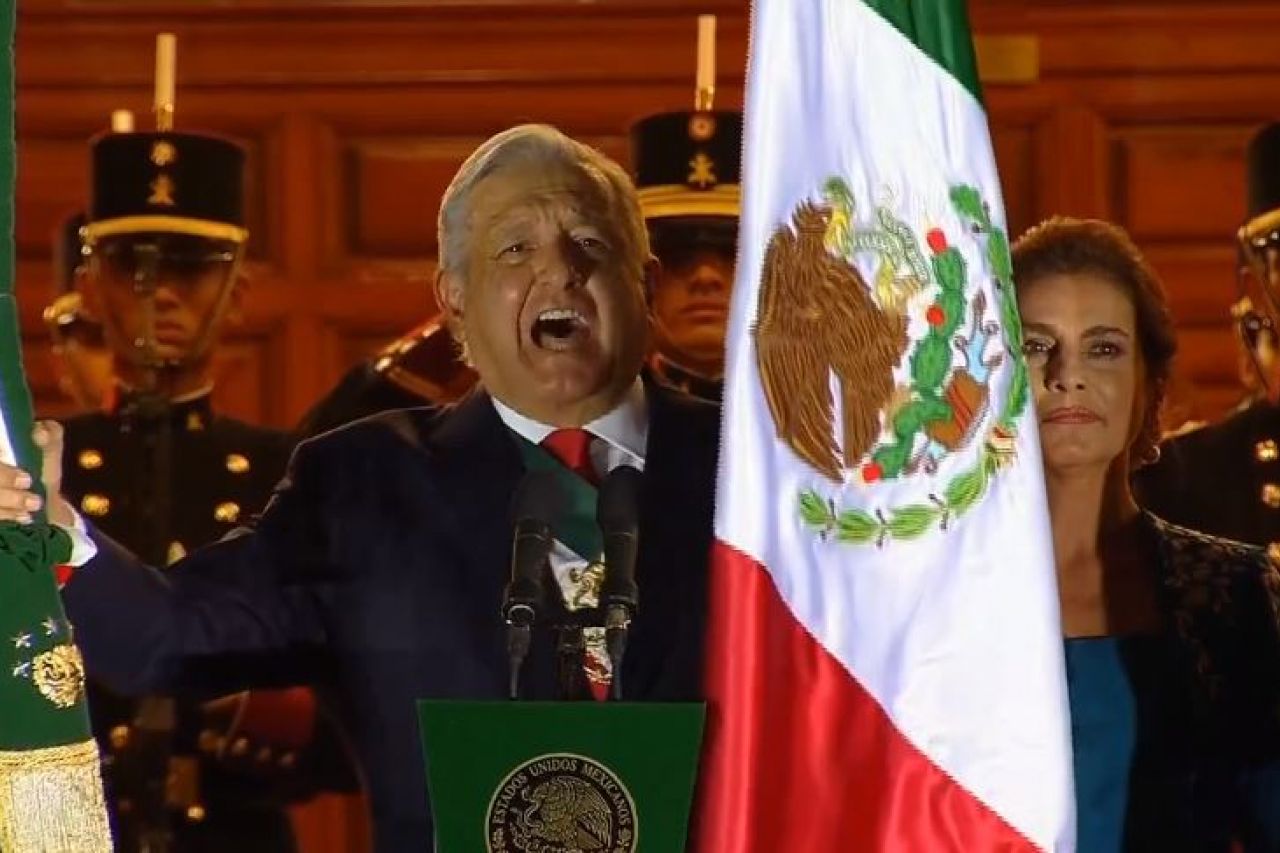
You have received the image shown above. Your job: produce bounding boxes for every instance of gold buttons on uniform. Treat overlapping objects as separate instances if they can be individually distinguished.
[279,752,297,770]
[230,737,250,758]
[109,725,130,751]
[197,729,219,754]
[1269,542,1280,566]
[214,502,241,524]
[167,541,187,565]
[1258,440,1279,463]
[1262,484,1280,509]
[186,411,205,432]
[81,494,110,517]
[77,449,104,470]
[255,746,273,764]
[185,805,206,823]
[225,453,250,474]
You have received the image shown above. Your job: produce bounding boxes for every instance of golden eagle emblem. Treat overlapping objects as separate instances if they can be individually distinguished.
[517,776,612,850]
[754,201,909,481]
[487,754,636,853]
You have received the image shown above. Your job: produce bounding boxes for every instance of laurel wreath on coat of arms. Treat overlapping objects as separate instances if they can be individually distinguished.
[753,180,1028,547]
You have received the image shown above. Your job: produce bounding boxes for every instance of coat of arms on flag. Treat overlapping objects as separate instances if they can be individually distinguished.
[755,177,1028,546]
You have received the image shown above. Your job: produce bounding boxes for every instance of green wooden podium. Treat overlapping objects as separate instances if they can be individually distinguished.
[419,701,704,852]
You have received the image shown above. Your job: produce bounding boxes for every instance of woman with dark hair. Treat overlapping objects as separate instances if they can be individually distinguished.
[1012,217,1280,852]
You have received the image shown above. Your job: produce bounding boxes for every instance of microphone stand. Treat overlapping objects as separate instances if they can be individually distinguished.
[502,484,557,700]
[597,466,642,702]
[554,623,587,701]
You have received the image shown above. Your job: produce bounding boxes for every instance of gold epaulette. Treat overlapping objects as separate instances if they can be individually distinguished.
[1162,419,1208,441]
[371,315,477,405]
[42,293,85,334]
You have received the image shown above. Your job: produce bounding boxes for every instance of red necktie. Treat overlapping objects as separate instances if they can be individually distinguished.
[540,428,599,485]
[539,427,609,699]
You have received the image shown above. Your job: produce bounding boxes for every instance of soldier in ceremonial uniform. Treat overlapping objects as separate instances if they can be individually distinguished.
[629,107,740,403]
[1137,122,1280,549]
[44,212,112,412]
[65,117,336,851]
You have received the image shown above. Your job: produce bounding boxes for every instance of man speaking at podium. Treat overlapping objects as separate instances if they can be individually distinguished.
[0,125,720,852]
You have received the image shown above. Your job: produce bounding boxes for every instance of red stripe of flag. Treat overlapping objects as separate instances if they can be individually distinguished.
[693,539,1038,852]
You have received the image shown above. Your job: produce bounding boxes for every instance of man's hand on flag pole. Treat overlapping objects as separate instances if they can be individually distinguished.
[0,421,71,527]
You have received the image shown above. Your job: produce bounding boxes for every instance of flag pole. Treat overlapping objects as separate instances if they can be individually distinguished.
[0,3,112,849]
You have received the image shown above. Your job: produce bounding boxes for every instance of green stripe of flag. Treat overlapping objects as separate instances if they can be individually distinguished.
[0,0,84,751]
[0,0,41,499]
[862,0,983,106]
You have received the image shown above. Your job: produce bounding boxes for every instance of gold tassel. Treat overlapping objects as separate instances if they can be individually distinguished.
[0,739,112,852]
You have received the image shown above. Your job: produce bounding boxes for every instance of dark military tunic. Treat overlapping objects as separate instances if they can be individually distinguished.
[61,389,300,852]
[1136,399,1280,549]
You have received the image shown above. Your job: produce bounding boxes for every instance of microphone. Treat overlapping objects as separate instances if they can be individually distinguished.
[597,465,642,700]
[503,471,561,699]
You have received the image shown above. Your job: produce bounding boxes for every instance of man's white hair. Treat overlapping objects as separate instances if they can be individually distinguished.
[437,123,650,281]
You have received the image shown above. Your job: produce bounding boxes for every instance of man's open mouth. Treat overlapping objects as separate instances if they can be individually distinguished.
[531,307,590,351]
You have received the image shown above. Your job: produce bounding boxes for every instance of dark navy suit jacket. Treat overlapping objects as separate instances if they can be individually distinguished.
[64,383,720,852]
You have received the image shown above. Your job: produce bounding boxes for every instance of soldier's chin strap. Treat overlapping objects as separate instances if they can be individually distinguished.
[1235,239,1280,406]
[648,314,723,385]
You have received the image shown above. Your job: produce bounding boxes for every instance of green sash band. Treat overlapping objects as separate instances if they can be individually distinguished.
[514,435,602,562]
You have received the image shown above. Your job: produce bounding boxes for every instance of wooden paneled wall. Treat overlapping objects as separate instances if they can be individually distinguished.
[17,1,1280,431]
[15,1,1280,849]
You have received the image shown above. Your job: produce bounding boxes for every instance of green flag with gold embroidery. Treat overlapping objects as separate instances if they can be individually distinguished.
[0,5,112,850]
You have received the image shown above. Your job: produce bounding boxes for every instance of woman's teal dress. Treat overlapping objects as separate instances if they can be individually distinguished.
[1066,515,1280,851]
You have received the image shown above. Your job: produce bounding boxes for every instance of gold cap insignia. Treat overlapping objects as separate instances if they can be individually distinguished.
[1263,483,1280,509]
[688,152,717,189]
[214,501,241,524]
[77,449,104,471]
[688,112,716,142]
[80,494,111,517]
[225,453,250,474]
[151,140,177,167]
[167,541,187,565]
[1257,440,1278,463]
[148,174,176,207]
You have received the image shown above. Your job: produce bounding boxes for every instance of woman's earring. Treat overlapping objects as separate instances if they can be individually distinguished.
[1139,441,1162,467]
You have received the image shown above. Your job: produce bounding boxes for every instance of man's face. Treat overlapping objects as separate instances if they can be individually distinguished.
[649,243,734,377]
[84,234,241,367]
[435,160,652,426]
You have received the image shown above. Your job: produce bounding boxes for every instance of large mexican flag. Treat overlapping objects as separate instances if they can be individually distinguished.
[0,5,111,850]
[696,1,1075,850]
